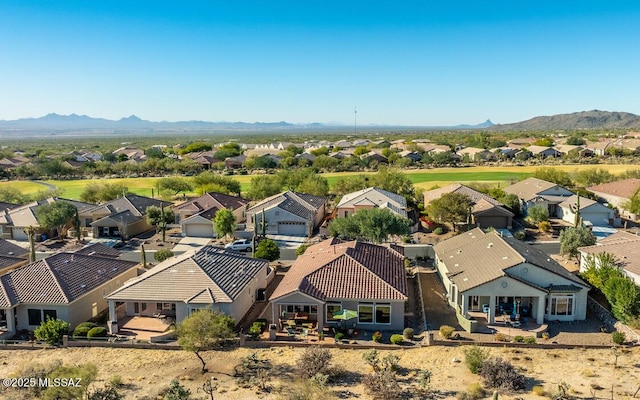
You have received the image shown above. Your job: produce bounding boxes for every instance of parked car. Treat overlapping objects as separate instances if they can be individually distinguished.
[225,239,253,252]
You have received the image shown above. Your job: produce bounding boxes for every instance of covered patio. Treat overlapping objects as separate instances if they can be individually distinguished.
[116,315,174,341]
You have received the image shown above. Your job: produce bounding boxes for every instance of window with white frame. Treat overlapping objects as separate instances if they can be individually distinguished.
[375,304,391,324]
[358,304,373,323]
[550,295,574,316]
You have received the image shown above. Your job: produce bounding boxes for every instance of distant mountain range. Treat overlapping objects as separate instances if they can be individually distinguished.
[490,110,640,131]
[0,110,639,137]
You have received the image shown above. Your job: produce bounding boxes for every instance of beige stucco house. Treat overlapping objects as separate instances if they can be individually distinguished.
[246,191,326,237]
[174,192,248,238]
[434,228,589,332]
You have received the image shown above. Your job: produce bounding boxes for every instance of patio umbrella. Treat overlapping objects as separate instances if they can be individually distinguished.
[331,309,358,320]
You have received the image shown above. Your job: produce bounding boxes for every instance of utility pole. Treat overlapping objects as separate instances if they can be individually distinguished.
[354,106,357,135]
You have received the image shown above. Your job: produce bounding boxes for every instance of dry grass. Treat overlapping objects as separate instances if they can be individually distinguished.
[0,345,637,399]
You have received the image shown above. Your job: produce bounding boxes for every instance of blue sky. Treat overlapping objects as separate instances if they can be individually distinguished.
[1,1,639,125]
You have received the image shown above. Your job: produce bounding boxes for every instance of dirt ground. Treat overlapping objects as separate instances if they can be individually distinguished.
[0,345,638,399]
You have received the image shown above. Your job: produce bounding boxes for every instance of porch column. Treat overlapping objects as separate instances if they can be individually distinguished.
[108,300,117,322]
[488,295,496,324]
[316,304,324,332]
[460,294,468,315]
[271,303,279,330]
[5,308,15,333]
[536,295,545,325]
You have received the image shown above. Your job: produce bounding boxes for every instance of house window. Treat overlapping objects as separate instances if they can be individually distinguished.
[550,295,574,316]
[326,303,342,322]
[358,304,374,323]
[375,304,391,324]
[27,309,42,326]
[43,309,57,321]
[157,303,163,311]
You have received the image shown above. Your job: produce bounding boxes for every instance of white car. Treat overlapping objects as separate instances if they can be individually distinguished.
[224,239,253,252]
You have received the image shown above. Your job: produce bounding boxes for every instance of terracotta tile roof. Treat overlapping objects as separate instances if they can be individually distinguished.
[587,178,640,200]
[107,246,268,304]
[0,253,138,308]
[270,238,407,302]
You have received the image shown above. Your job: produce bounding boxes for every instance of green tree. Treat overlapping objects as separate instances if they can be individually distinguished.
[254,239,280,261]
[80,182,129,203]
[192,171,241,196]
[559,226,597,263]
[34,317,70,345]
[36,201,78,239]
[532,167,572,187]
[296,174,330,197]
[145,147,165,159]
[369,167,415,200]
[526,204,549,224]
[328,208,411,243]
[566,135,586,145]
[500,193,522,217]
[176,310,236,373]
[312,155,340,170]
[157,177,193,196]
[425,192,473,231]
[532,137,554,147]
[604,276,640,320]
[246,175,282,200]
[213,208,236,239]
[621,191,640,215]
[146,206,175,242]
[573,168,613,187]
[0,185,28,204]
[179,142,212,154]
[431,151,455,166]
[332,175,369,197]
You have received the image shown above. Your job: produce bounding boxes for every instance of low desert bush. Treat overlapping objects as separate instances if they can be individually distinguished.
[514,230,526,241]
[403,327,414,340]
[297,346,332,379]
[514,335,524,343]
[439,325,455,339]
[390,334,404,345]
[363,369,401,400]
[612,331,626,345]
[478,357,526,391]
[541,332,550,340]
[372,331,383,342]
[154,248,174,262]
[524,336,536,344]
[494,332,508,342]
[86,327,108,338]
[456,383,486,400]
[73,322,97,337]
[334,332,344,342]
[433,227,444,235]
[109,374,124,388]
[538,220,552,232]
[463,345,490,374]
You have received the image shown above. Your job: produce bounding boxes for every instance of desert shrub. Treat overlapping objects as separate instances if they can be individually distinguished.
[612,331,626,345]
[248,322,263,339]
[439,325,455,339]
[154,248,175,262]
[297,346,332,379]
[88,384,124,400]
[162,379,191,400]
[433,227,444,235]
[73,322,97,337]
[381,354,401,372]
[109,374,124,388]
[456,383,486,400]
[514,335,524,343]
[538,220,552,232]
[390,334,404,345]
[524,337,536,344]
[363,349,381,371]
[296,243,310,256]
[87,327,108,338]
[34,318,70,345]
[514,230,526,241]
[494,333,508,342]
[280,379,336,400]
[541,332,550,340]
[362,369,401,400]
[334,332,344,342]
[402,327,414,340]
[463,345,490,374]
[372,331,383,342]
[310,373,329,388]
[532,385,546,396]
[416,369,432,393]
[478,357,526,391]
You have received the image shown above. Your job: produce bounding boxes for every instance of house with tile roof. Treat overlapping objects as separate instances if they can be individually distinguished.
[174,192,248,238]
[578,231,640,286]
[0,239,29,274]
[106,246,269,330]
[0,250,138,335]
[434,228,589,331]
[82,194,172,239]
[526,146,562,158]
[424,183,514,229]
[557,195,614,227]
[269,238,407,332]
[336,187,408,220]
[587,178,640,221]
[504,177,574,218]
[246,191,326,237]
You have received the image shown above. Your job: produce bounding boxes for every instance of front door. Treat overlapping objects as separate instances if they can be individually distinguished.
[469,296,480,311]
[134,302,140,315]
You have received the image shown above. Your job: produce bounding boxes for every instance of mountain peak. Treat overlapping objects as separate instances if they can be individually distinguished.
[119,115,142,122]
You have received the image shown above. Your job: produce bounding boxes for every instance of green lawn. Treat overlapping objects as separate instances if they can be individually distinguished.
[1,164,638,201]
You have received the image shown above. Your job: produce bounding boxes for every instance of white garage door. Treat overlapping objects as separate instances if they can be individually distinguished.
[184,223,215,238]
[278,222,306,236]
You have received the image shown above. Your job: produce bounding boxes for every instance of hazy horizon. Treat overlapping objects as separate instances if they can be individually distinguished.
[1,1,639,125]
